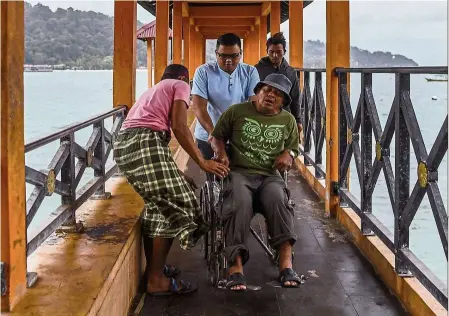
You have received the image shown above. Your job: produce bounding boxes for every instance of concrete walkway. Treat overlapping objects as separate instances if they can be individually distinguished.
[136,160,408,316]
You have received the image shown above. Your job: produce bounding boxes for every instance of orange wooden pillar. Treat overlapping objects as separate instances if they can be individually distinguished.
[259,16,267,59]
[202,37,206,64]
[113,1,137,109]
[194,31,202,70]
[172,1,183,64]
[154,0,169,84]
[270,1,281,35]
[245,30,259,65]
[253,23,260,61]
[147,39,153,87]
[1,1,27,311]
[325,0,350,216]
[289,1,303,72]
[182,17,190,73]
[189,24,196,74]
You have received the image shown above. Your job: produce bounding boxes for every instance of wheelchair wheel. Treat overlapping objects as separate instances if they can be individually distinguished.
[208,255,220,286]
[200,186,212,262]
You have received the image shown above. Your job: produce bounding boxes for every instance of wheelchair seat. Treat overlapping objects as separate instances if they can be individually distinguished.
[200,170,295,288]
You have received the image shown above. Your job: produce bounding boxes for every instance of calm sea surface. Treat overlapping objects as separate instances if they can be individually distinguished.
[24,69,447,284]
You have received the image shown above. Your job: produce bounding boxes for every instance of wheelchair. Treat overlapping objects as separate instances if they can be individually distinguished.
[200,170,295,288]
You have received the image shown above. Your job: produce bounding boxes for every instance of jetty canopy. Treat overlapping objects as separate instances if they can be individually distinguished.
[137,1,313,33]
[137,20,173,41]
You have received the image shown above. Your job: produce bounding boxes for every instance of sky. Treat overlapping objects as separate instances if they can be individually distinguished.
[30,0,447,66]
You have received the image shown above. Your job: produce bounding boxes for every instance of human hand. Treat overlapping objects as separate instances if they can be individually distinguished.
[298,123,304,145]
[214,151,229,167]
[199,159,230,178]
[273,151,293,172]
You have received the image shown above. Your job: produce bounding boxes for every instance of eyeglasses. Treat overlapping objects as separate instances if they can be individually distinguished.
[216,52,241,60]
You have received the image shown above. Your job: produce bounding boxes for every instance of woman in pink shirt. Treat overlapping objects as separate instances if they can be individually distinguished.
[114,64,229,296]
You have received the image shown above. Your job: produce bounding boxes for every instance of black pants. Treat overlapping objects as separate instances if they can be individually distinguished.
[220,171,297,266]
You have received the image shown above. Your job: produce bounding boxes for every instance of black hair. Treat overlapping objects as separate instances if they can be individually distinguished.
[266,32,287,52]
[216,33,242,51]
[161,64,189,81]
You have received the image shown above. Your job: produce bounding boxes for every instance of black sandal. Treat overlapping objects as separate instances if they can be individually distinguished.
[148,277,197,296]
[226,272,247,291]
[163,265,180,278]
[278,268,301,288]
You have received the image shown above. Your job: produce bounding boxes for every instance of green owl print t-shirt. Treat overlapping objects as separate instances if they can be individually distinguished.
[211,101,299,176]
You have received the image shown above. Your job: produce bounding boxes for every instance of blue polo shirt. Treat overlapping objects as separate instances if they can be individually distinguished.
[191,61,260,142]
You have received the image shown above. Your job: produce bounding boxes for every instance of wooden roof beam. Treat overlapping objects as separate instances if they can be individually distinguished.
[193,17,255,26]
[261,2,271,16]
[189,5,261,18]
[182,2,189,17]
[196,25,253,33]
[201,31,249,39]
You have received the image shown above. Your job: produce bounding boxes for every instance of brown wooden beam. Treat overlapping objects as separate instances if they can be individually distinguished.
[289,1,303,69]
[155,0,169,84]
[182,17,191,73]
[325,0,350,216]
[197,26,252,33]
[259,15,267,57]
[193,17,255,26]
[1,1,27,311]
[201,31,248,39]
[261,2,271,16]
[189,5,261,17]
[182,1,189,17]
[113,1,137,110]
[270,1,280,34]
[172,1,183,64]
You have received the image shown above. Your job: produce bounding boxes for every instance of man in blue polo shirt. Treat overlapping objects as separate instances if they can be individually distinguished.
[191,33,260,159]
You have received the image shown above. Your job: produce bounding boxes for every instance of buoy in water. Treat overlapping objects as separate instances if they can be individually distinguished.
[432,96,438,100]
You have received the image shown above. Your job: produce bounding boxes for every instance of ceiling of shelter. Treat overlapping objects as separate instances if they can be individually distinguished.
[137,1,313,34]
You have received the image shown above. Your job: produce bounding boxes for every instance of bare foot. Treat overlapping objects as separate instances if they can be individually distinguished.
[227,256,246,291]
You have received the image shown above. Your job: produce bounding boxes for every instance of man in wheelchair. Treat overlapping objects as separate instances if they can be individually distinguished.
[209,73,301,291]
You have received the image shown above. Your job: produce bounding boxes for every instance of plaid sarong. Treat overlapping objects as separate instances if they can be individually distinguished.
[113,127,209,250]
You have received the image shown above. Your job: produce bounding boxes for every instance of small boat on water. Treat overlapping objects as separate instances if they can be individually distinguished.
[425,75,447,82]
[24,64,53,72]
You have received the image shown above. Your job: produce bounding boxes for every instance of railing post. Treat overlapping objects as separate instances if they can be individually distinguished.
[394,73,411,276]
[314,72,324,179]
[361,73,374,235]
[91,121,111,200]
[338,72,349,206]
[303,71,312,165]
[59,133,83,233]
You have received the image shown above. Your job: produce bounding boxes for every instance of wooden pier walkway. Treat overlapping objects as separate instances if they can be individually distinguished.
[136,160,408,316]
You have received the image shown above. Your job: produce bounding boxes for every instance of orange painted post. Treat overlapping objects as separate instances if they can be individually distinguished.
[189,24,196,74]
[289,0,303,88]
[270,1,281,35]
[0,1,27,311]
[253,23,260,61]
[154,0,169,84]
[183,17,190,72]
[194,31,202,70]
[113,1,137,110]
[202,37,206,64]
[173,1,183,64]
[259,15,267,59]
[147,39,153,87]
[325,0,350,216]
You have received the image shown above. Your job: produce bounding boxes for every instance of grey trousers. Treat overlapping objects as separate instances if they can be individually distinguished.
[220,171,297,266]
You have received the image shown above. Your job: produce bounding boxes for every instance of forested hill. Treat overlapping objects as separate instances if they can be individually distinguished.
[25,2,147,69]
[25,2,418,70]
